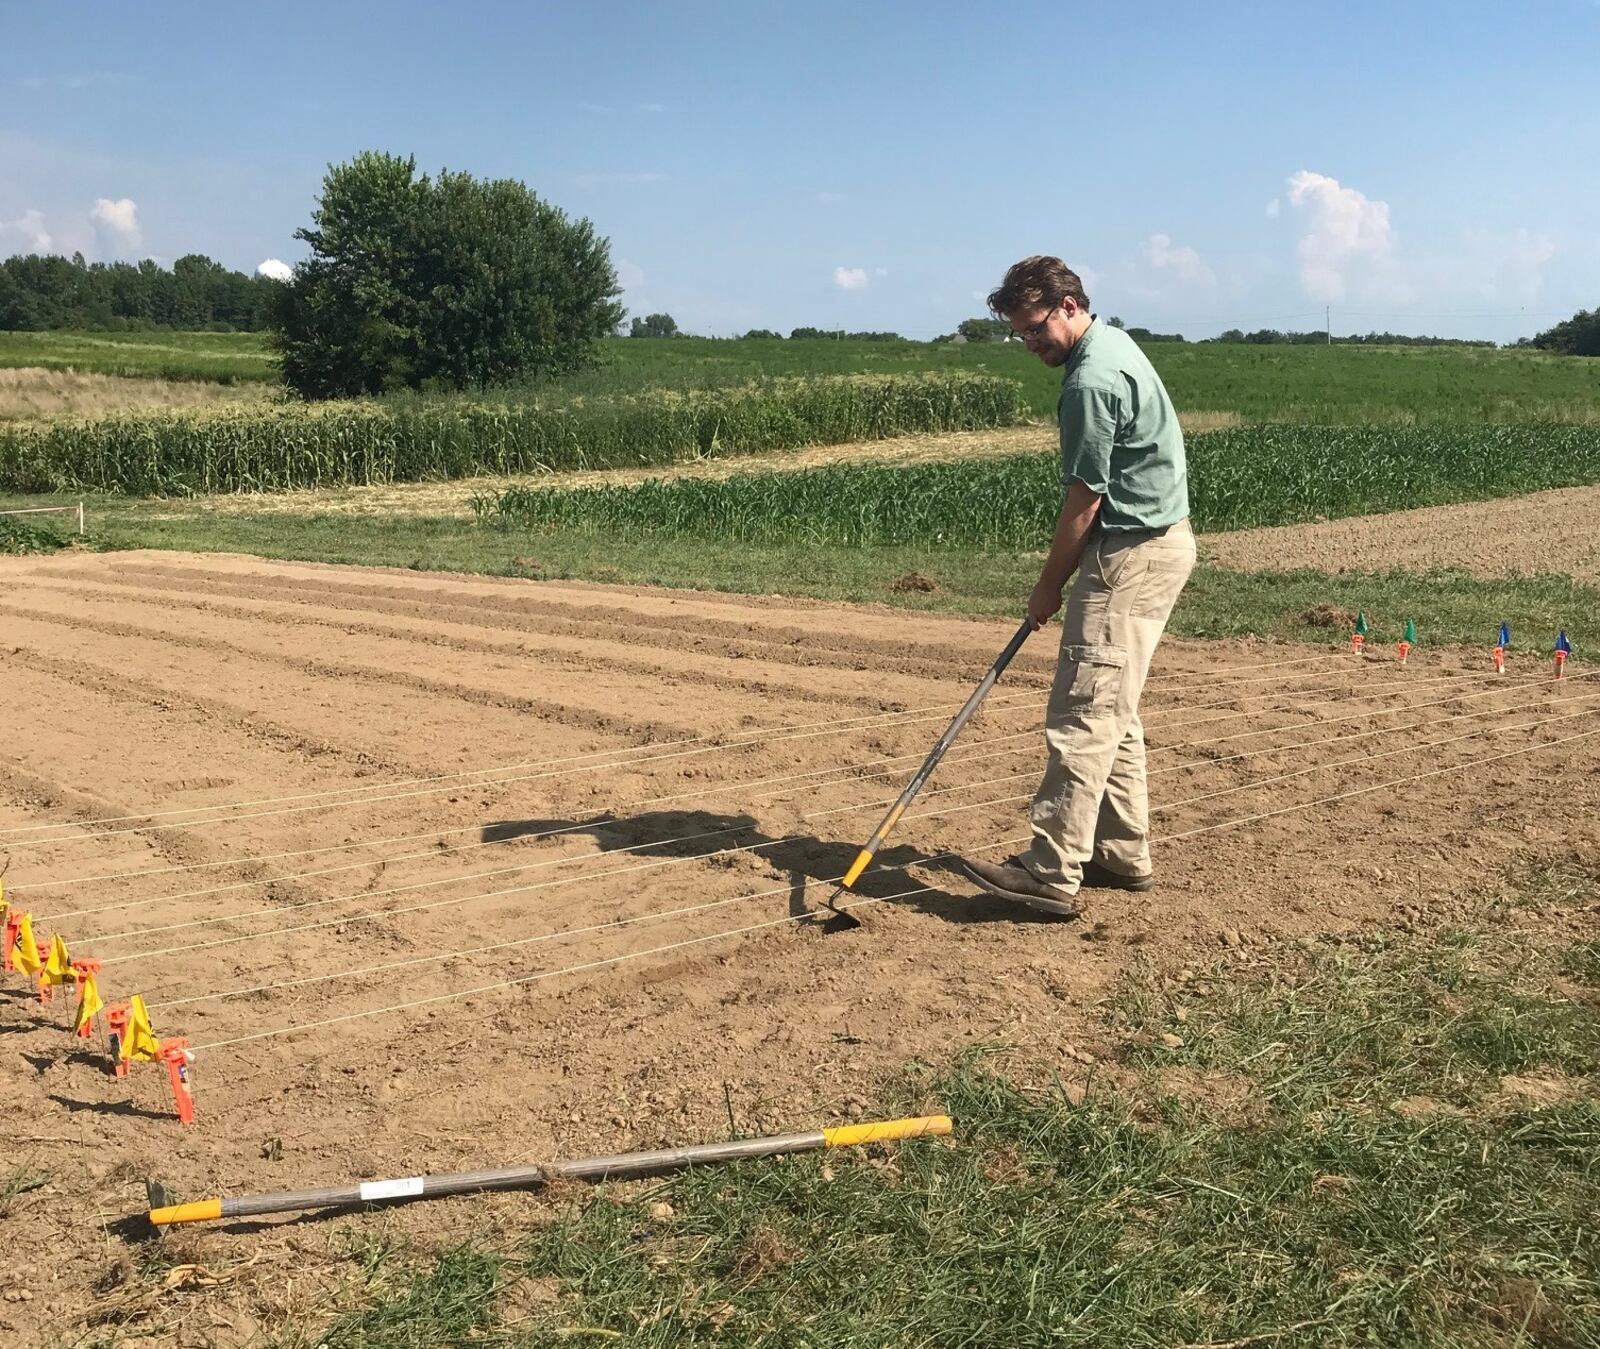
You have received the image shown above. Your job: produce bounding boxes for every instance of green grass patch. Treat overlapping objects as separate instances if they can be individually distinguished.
[0,516,66,554]
[480,422,1600,544]
[0,329,278,384]
[443,336,1600,427]
[0,373,1024,495]
[294,892,1600,1348]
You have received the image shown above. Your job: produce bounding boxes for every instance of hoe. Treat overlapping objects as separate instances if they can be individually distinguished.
[823,617,1033,929]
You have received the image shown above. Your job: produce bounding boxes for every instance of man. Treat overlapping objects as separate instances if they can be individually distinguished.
[958,256,1194,918]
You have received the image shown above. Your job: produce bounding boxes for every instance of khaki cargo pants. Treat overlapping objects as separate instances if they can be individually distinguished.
[1020,518,1196,890]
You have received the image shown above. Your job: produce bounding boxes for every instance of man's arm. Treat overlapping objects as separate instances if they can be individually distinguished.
[1027,478,1102,629]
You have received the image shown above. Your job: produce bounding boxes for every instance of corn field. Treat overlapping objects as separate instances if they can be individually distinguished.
[480,423,1600,545]
[0,373,1025,495]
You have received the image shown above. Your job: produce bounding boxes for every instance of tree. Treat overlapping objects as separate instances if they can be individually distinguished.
[629,312,680,338]
[957,316,1010,342]
[742,328,782,340]
[1531,307,1600,357]
[271,151,623,398]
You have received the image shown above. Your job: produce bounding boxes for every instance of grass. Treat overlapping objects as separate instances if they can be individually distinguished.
[0,365,272,423]
[4,331,1598,426]
[0,516,67,554]
[0,329,279,383]
[279,862,1600,1348]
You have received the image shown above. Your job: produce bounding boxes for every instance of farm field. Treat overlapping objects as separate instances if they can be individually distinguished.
[3,329,1598,423]
[2,332,1597,1341]
[2,549,1598,1342]
[0,330,279,384]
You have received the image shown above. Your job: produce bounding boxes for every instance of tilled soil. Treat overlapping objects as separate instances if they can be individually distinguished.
[1200,482,1600,587]
[2,550,1596,1342]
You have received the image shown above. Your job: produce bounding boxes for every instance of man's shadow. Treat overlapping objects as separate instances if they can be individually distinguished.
[480,809,984,925]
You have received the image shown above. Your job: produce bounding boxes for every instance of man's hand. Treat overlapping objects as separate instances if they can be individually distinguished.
[1027,577,1064,630]
[1026,481,1102,630]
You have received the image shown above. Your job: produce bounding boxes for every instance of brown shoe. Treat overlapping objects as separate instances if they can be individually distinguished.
[956,855,1083,918]
[1082,859,1156,892]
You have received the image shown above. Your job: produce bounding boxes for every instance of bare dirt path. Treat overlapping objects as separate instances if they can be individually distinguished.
[1,550,1595,1343]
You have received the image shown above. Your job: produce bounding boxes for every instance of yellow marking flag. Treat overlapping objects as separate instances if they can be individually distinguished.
[121,994,161,1063]
[75,972,104,1035]
[40,933,73,988]
[13,912,41,977]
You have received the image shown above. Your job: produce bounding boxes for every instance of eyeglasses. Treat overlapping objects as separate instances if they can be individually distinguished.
[1016,304,1061,343]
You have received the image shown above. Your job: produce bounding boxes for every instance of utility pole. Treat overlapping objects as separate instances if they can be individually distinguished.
[1326,305,1331,346]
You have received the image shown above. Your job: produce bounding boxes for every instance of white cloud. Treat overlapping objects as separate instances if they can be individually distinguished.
[256,258,293,282]
[1284,170,1393,302]
[873,267,888,279]
[1142,233,1214,286]
[0,208,52,253]
[833,266,870,290]
[90,196,142,254]
[616,257,645,289]
[1459,227,1557,304]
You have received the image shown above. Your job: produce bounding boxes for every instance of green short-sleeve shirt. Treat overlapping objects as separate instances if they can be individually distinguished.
[1057,318,1189,532]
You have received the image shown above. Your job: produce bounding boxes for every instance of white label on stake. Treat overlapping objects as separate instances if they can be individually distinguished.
[360,1177,425,1202]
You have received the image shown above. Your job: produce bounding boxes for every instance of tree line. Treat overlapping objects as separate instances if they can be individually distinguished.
[0,251,276,331]
[1526,309,1600,357]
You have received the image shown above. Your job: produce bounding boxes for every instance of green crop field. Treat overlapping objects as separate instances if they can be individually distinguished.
[0,373,1024,495]
[403,338,1600,427]
[5,329,1597,427]
[479,422,1600,544]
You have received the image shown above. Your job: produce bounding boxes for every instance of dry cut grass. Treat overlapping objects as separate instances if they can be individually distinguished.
[0,367,271,423]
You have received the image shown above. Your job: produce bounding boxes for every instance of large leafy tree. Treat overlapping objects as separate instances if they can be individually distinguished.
[272,151,624,398]
[1531,307,1600,357]
[629,312,679,337]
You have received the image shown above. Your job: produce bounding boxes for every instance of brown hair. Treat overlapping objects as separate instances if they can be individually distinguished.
[987,256,1090,318]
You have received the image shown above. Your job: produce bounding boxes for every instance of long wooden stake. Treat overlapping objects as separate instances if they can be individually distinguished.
[146,1114,952,1226]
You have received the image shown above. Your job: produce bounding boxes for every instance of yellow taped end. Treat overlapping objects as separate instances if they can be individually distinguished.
[148,1198,223,1226]
[823,1115,954,1149]
[841,849,873,889]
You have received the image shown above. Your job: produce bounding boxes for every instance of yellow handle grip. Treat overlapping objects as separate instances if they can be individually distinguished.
[840,848,873,889]
[823,1115,953,1148]
[148,1198,223,1226]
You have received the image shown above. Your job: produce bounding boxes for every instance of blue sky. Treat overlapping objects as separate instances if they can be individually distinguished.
[3,0,1598,341]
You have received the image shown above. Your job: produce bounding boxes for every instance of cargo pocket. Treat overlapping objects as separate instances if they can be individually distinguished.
[1051,643,1127,719]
